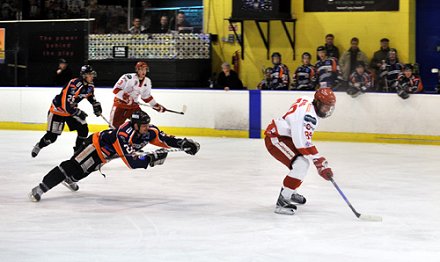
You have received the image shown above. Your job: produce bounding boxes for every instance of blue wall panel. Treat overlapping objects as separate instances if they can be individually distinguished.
[416,0,440,92]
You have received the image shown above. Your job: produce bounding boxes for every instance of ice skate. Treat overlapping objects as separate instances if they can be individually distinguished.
[31,143,41,158]
[291,192,307,205]
[61,177,79,192]
[29,185,44,202]
[275,192,297,215]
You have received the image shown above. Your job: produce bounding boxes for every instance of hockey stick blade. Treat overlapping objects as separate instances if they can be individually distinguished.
[359,214,383,222]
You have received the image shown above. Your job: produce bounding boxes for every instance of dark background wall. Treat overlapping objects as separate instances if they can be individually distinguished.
[416,0,440,92]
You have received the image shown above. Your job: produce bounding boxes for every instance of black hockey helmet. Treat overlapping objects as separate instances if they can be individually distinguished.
[80,65,97,78]
[302,52,312,59]
[403,63,414,71]
[131,110,151,126]
[317,46,326,52]
[271,52,281,58]
[355,61,366,68]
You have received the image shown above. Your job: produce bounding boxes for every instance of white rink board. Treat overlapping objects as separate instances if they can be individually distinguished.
[1,87,440,135]
[261,91,440,136]
[0,88,249,130]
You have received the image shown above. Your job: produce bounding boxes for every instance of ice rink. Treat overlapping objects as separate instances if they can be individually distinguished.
[1,130,439,262]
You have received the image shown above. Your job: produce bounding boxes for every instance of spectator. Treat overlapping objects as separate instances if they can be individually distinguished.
[379,48,403,92]
[318,34,340,60]
[129,17,147,34]
[346,62,373,98]
[54,58,73,87]
[148,15,170,33]
[396,64,423,99]
[216,62,244,91]
[315,46,343,90]
[291,52,316,90]
[257,67,273,90]
[339,37,369,81]
[268,52,290,90]
[171,11,192,33]
[370,38,392,75]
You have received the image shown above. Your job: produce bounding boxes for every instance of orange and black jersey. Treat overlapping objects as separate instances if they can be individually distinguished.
[50,78,97,116]
[92,121,182,169]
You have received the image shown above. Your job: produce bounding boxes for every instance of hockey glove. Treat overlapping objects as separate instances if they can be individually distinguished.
[179,138,200,155]
[74,109,88,120]
[147,149,168,167]
[313,157,333,181]
[153,103,166,113]
[92,102,102,116]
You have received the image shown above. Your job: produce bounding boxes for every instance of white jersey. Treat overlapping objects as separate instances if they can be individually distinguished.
[266,97,320,159]
[113,73,156,108]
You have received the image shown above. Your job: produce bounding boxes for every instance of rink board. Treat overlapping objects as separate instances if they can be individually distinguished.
[1,87,439,144]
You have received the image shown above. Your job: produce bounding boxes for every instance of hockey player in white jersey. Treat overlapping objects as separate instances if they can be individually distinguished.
[110,61,167,128]
[264,88,336,215]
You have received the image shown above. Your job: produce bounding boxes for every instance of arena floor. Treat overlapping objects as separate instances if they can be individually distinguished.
[0,130,439,262]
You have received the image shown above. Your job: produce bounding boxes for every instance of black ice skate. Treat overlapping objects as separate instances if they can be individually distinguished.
[291,192,307,205]
[275,191,297,215]
[31,143,41,158]
[61,177,79,191]
[29,185,44,202]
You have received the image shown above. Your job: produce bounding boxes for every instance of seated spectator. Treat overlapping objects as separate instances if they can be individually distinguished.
[339,37,369,81]
[171,11,193,33]
[379,48,403,92]
[268,52,290,90]
[291,52,316,90]
[148,15,170,33]
[216,62,244,90]
[129,18,147,34]
[315,46,343,90]
[370,38,392,85]
[54,58,73,87]
[346,62,373,98]
[257,67,273,90]
[317,34,340,60]
[396,64,423,99]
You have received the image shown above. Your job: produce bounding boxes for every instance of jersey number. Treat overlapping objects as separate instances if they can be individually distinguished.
[282,98,308,119]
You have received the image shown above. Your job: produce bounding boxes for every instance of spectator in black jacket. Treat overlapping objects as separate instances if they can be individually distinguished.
[323,34,340,59]
[216,62,244,90]
[148,15,170,33]
[54,58,73,86]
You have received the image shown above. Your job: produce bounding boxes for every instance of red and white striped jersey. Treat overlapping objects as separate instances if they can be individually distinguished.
[265,97,320,159]
[113,73,156,109]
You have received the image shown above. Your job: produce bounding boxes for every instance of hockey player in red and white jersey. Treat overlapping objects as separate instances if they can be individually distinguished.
[264,88,336,215]
[110,61,167,128]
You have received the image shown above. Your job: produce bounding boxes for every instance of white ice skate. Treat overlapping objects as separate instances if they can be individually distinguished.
[275,192,297,215]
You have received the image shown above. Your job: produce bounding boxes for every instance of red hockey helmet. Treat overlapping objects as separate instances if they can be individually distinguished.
[314,88,336,118]
[135,61,149,71]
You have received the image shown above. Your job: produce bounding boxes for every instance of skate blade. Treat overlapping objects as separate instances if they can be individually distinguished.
[61,181,79,192]
[28,192,40,202]
[274,206,296,215]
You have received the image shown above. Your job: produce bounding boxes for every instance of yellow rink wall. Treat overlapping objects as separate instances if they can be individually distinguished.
[204,0,416,89]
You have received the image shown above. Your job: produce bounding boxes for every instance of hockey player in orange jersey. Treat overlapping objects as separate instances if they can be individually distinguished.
[265,88,336,215]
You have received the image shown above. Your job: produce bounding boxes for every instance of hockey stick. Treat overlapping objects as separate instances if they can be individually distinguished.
[131,147,187,157]
[100,114,115,129]
[138,102,187,115]
[329,177,382,222]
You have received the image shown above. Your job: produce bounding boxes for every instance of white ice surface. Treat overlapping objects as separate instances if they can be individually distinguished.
[0,130,440,262]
